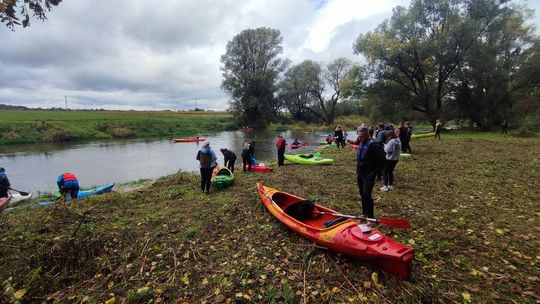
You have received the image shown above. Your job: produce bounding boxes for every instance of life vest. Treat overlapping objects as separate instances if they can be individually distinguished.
[62,173,78,182]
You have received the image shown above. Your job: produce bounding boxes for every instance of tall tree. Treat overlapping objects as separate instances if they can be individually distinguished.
[354,0,506,125]
[1,0,61,30]
[221,27,288,128]
[278,60,319,121]
[454,4,537,128]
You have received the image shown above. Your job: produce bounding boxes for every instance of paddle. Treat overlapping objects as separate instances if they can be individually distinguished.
[8,188,30,196]
[316,211,412,229]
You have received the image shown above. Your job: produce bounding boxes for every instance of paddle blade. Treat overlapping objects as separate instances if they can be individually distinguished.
[19,191,29,196]
[377,217,412,229]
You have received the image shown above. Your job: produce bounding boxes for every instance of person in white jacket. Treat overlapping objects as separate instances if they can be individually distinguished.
[381,130,401,191]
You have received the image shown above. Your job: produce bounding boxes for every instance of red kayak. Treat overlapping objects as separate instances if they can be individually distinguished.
[173,138,207,143]
[244,163,273,173]
[256,183,414,279]
[350,144,358,150]
[288,143,308,149]
[0,196,12,211]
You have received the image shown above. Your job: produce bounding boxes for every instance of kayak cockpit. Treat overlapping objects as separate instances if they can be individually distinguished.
[271,192,352,230]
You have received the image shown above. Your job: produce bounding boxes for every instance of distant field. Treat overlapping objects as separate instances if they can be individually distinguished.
[0,110,234,144]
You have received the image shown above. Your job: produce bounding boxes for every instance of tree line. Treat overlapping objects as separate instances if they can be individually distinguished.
[221,0,539,130]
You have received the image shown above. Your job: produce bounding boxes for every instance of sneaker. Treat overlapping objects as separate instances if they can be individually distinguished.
[380,186,389,191]
[388,185,395,190]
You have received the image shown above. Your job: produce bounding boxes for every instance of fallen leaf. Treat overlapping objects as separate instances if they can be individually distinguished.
[371,272,379,285]
[105,297,116,304]
[13,289,26,299]
[462,292,471,302]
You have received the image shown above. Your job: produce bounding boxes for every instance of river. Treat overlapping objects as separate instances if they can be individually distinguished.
[0,129,355,194]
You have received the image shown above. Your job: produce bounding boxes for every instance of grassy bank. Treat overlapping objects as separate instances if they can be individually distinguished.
[0,110,234,144]
[1,132,539,303]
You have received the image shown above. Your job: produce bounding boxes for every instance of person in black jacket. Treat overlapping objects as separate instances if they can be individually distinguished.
[242,141,255,172]
[334,125,345,148]
[354,128,385,221]
[220,148,237,173]
[0,167,10,198]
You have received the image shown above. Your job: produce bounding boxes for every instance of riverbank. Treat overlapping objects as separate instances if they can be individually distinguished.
[1,132,538,303]
[0,110,235,144]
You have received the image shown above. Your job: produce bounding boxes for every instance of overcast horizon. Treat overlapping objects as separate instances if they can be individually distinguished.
[1,0,538,111]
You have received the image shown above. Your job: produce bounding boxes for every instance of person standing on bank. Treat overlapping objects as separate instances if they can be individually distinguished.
[381,130,401,192]
[220,148,237,173]
[196,141,217,193]
[0,168,10,198]
[501,120,508,134]
[276,135,286,166]
[242,141,255,172]
[334,125,345,148]
[57,172,79,199]
[435,119,443,140]
[355,128,386,222]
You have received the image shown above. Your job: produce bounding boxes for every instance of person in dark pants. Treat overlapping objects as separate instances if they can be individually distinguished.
[0,167,10,198]
[404,121,412,153]
[398,122,408,153]
[334,125,345,148]
[57,172,80,199]
[381,130,401,191]
[435,119,442,140]
[276,135,286,166]
[501,120,508,134]
[242,141,255,172]
[196,141,217,193]
[220,148,237,173]
[354,128,386,226]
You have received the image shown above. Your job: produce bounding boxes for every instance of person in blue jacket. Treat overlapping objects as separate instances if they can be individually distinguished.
[0,167,10,198]
[57,172,79,199]
[196,141,217,193]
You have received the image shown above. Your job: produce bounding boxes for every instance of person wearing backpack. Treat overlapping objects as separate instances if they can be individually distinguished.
[196,141,217,193]
[355,128,386,224]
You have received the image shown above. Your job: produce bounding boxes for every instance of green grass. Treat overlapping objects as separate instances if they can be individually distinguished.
[0,110,234,144]
[0,132,539,303]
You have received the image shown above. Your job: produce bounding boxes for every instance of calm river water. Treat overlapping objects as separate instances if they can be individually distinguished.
[0,130,356,193]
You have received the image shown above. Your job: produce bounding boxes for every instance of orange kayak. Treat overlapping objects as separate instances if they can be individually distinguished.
[173,138,207,143]
[256,183,415,279]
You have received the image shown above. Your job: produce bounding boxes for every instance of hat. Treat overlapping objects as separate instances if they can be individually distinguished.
[0,167,4,173]
[278,134,283,137]
[203,141,210,147]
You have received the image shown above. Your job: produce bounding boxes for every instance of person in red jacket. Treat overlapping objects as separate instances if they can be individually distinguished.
[276,135,286,166]
[57,172,79,199]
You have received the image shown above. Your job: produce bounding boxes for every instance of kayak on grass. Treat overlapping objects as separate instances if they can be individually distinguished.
[411,132,435,140]
[8,191,32,206]
[284,152,334,165]
[38,184,115,207]
[0,196,11,211]
[173,138,207,143]
[256,183,415,279]
[211,167,234,190]
[244,163,273,173]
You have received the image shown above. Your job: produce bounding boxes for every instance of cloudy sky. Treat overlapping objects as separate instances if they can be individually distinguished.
[0,0,538,111]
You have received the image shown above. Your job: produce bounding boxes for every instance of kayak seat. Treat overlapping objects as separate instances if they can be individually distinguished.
[283,199,315,222]
[298,154,314,159]
[323,217,349,228]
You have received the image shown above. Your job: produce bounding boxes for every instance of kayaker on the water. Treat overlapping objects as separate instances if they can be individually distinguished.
[57,172,79,199]
[220,148,237,173]
[292,139,301,146]
[0,168,10,198]
[276,135,286,166]
[197,141,217,193]
[355,128,386,225]
[334,125,345,148]
[381,130,401,192]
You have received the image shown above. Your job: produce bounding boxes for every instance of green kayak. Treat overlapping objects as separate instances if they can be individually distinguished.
[411,132,435,140]
[212,167,234,190]
[284,152,334,165]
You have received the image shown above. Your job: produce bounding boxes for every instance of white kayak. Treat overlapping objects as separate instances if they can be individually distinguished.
[9,192,33,206]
